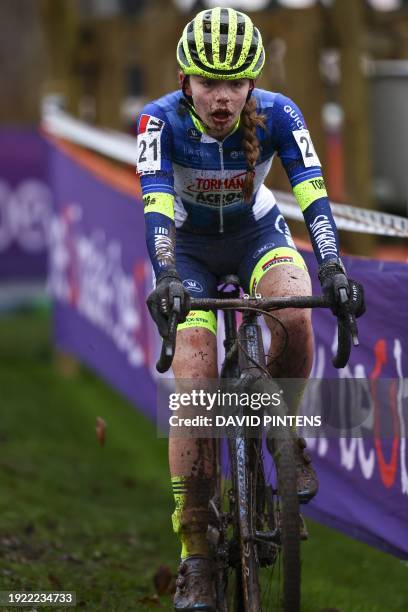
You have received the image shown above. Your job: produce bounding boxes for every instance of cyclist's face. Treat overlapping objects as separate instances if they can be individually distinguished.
[183,75,251,138]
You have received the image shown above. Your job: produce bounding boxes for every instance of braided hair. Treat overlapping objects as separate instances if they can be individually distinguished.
[241,97,266,203]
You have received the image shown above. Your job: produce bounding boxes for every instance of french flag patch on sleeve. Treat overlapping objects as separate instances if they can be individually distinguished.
[138,114,165,134]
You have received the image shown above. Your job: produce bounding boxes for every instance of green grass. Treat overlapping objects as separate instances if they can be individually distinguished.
[0,310,406,611]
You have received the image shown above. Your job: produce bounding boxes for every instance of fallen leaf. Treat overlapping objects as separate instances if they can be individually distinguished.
[55,352,79,378]
[96,417,106,446]
[48,573,62,589]
[153,565,175,596]
[122,477,137,488]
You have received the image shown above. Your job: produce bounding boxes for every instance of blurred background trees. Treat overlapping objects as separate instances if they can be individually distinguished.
[1,0,408,254]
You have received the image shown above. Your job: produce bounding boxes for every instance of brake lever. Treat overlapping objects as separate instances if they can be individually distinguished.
[156,295,181,374]
[338,286,359,347]
[172,295,181,315]
[348,314,359,347]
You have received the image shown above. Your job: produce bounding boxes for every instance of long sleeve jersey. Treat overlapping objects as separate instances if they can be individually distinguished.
[136,88,339,276]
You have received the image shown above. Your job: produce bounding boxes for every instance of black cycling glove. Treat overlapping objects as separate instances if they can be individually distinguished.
[146,268,191,338]
[318,258,365,318]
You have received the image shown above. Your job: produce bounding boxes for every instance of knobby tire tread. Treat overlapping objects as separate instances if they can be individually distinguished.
[275,436,301,612]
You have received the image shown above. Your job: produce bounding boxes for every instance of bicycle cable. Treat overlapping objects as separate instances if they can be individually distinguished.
[226,306,290,369]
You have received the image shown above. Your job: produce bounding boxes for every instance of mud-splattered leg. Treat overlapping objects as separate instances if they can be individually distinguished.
[169,327,218,559]
[257,264,314,379]
[257,264,319,500]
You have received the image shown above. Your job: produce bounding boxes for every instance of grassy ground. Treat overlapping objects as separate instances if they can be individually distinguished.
[0,310,406,611]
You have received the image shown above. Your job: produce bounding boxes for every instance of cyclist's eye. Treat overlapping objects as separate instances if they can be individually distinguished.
[199,79,213,88]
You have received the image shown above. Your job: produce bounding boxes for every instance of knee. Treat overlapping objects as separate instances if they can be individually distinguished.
[267,309,314,377]
[267,307,312,340]
[284,309,313,341]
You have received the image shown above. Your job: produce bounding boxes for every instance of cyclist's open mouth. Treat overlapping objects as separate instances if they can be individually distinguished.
[211,110,232,125]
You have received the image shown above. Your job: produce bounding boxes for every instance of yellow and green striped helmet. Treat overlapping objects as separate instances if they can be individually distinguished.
[177,7,265,80]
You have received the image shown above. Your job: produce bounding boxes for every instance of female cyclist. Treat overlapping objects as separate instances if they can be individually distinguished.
[137,7,364,610]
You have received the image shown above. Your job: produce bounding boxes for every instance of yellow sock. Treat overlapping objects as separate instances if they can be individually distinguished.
[179,531,209,559]
[171,476,210,559]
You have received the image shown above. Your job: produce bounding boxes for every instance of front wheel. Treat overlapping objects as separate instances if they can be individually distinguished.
[214,433,301,611]
[237,434,301,612]
[271,435,301,611]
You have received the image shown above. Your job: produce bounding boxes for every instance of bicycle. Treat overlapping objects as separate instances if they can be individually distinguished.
[156,273,358,612]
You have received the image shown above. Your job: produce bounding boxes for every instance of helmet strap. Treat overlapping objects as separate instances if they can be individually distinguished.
[179,97,209,128]
[180,75,211,130]
[246,80,255,103]
[181,75,192,102]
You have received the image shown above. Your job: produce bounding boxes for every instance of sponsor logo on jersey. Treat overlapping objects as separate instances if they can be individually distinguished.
[310,178,326,190]
[183,279,204,293]
[283,104,305,130]
[138,114,165,134]
[187,128,201,141]
[143,195,157,208]
[154,226,168,235]
[309,214,338,260]
[262,255,294,272]
[154,233,174,266]
[186,172,246,194]
[191,192,243,207]
[274,214,296,248]
[252,243,276,259]
[182,145,211,162]
[230,150,245,159]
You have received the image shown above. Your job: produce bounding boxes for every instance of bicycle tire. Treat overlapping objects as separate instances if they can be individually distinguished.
[272,434,301,611]
[232,320,264,611]
[239,434,301,612]
[217,427,301,611]
[231,434,262,612]
[213,315,301,611]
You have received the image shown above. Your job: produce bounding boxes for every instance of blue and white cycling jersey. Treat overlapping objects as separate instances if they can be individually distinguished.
[136,88,339,277]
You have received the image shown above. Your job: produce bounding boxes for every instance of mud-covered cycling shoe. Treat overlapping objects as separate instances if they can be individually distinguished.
[294,437,319,504]
[174,555,216,611]
[267,436,319,503]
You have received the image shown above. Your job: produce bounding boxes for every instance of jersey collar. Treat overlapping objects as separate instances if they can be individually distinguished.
[189,111,241,143]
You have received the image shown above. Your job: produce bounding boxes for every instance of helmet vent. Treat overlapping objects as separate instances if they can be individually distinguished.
[177,8,265,80]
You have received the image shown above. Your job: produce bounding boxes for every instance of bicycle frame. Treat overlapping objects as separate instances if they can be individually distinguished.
[216,279,268,611]
[155,278,359,611]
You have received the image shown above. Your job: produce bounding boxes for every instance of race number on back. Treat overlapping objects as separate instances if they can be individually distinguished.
[292,129,321,168]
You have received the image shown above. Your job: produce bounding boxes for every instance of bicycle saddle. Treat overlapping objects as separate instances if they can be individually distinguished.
[218,274,241,288]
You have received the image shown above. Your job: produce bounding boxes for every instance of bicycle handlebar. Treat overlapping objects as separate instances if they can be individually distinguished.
[155,295,359,373]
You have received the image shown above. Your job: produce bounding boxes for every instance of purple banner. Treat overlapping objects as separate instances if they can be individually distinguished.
[47,139,408,559]
[300,252,408,558]
[0,129,52,281]
[47,140,159,416]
